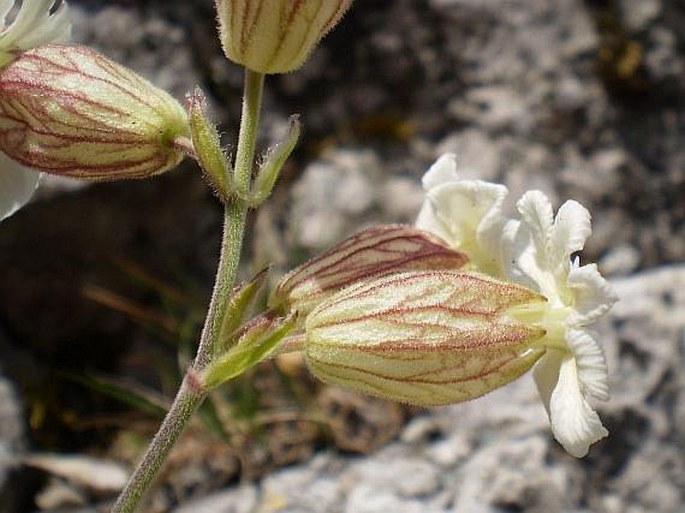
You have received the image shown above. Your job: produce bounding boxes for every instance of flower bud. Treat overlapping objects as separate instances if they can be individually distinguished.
[215,0,354,74]
[0,44,190,179]
[271,225,469,317]
[304,270,547,406]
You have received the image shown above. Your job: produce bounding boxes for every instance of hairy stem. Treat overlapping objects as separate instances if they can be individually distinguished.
[233,69,265,197]
[110,68,266,513]
[195,68,265,369]
[110,374,206,513]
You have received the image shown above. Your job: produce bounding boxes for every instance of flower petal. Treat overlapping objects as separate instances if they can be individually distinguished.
[532,349,560,418]
[415,198,448,245]
[567,261,618,325]
[498,217,538,288]
[513,191,563,300]
[0,152,41,221]
[535,349,608,457]
[6,0,71,49]
[552,200,591,259]
[0,1,13,21]
[514,192,593,306]
[416,155,513,277]
[417,182,508,274]
[0,0,70,66]
[420,153,459,191]
[567,328,609,401]
[517,190,555,266]
[416,155,459,241]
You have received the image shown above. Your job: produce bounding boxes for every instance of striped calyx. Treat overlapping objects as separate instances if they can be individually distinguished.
[0,44,190,180]
[215,0,353,74]
[305,270,547,406]
[271,224,469,317]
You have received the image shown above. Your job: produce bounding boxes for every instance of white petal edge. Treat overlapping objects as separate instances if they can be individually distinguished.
[552,200,591,262]
[0,153,41,221]
[517,190,555,266]
[416,196,449,244]
[567,328,610,401]
[512,192,561,301]
[417,180,509,275]
[567,261,618,325]
[421,153,459,191]
[535,349,608,457]
[0,0,70,57]
[499,217,541,291]
[0,0,13,21]
[532,349,560,419]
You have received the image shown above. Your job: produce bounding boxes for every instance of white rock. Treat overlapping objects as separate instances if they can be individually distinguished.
[23,454,128,495]
[171,485,258,513]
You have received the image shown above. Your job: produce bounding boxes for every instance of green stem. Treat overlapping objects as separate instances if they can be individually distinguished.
[195,68,265,369]
[233,68,265,197]
[110,374,206,513]
[110,68,266,513]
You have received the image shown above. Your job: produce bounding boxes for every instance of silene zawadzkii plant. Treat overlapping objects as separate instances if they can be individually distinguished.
[0,0,618,511]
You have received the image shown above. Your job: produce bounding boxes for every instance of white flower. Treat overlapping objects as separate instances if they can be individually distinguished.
[416,154,511,278]
[512,191,617,457]
[416,155,618,457]
[0,152,40,221]
[0,0,70,66]
[0,0,70,221]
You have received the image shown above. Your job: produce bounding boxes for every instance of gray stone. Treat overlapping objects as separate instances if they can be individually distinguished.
[378,178,424,223]
[0,364,26,513]
[645,28,684,81]
[449,436,569,513]
[435,130,501,183]
[347,457,441,498]
[617,0,662,32]
[290,149,380,251]
[257,453,345,513]
[345,485,442,513]
[34,479,87,511]
[426,433,471,468]
[171,485,258,513]
[600,243,642,276]
[23,454,128,496]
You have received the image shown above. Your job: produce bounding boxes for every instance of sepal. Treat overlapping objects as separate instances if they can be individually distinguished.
[248,115,300,206]
[271,225,469,317]
[187,88,232,199]
[304,270,547,405]
[215,268,269,355]
[201,311,296,389]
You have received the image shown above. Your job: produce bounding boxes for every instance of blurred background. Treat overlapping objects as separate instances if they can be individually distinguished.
[0,0,683,512]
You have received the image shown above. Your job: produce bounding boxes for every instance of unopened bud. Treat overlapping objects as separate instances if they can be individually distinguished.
[215,0,354,74]
[271,225,468,317]
[0,44,190,179]
[305,270,547,406]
